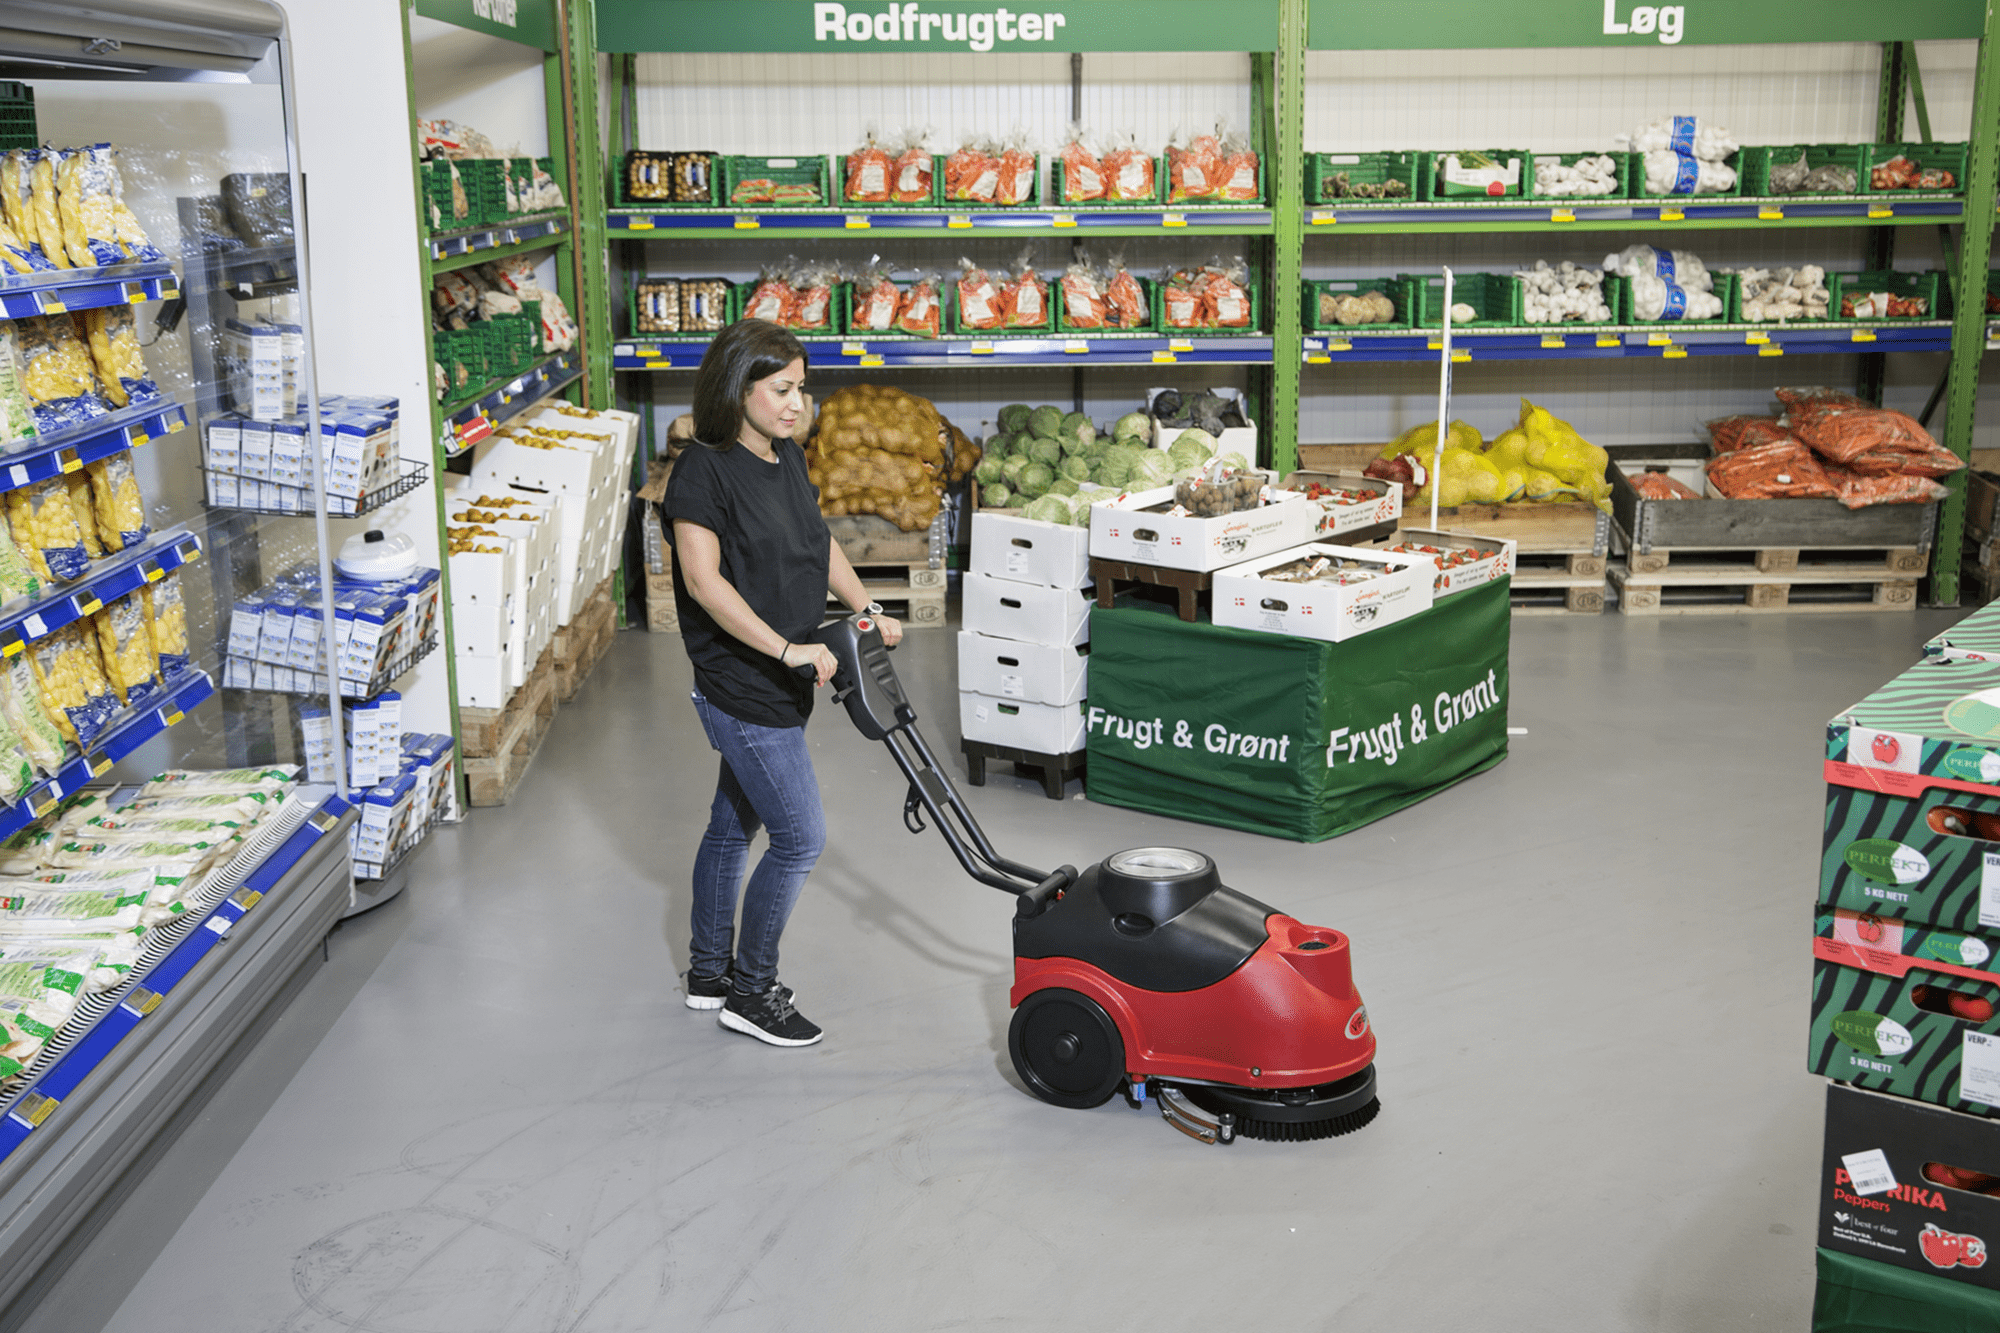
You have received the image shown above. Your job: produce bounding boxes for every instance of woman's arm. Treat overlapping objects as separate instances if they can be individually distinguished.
[674,519,835,684]
[827,538,903,646]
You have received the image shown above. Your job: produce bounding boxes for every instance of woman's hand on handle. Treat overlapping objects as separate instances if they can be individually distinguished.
[781,640,838,687]
[873,613,903,648]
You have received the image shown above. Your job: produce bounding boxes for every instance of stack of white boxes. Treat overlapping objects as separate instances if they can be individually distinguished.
[958,511,1095,790]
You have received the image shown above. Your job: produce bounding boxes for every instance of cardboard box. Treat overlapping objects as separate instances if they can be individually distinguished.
[1212,541,1435,643]
[958,690,1087,755]
[1820,780,2000,932]
[1146,387,1257,460]
[1820,1081,2000,1289]
[1279,470,1404,538]
[957,630,1087,706]
[448,546,516,659]
[1089,486,1317,573]
[971,510,1093,589]
[961,572,1091,647]
[1927,602,2000,663]
[1827,657,2000,802]
[1363,527,1518,597]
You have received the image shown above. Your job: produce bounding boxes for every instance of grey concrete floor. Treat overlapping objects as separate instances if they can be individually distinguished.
[12,603,1969,1332]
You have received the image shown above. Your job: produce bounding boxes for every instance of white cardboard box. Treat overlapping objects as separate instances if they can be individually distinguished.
[958,690,1087,755]
[1362,527,1517,598]
[1089,486,1318,572]
[961,572,1092,647]
[956,630,1087,706]
[456,644,517,709]
[1212,541,1435,643]
[1280,470,1405,538]
[971,510,1092,589]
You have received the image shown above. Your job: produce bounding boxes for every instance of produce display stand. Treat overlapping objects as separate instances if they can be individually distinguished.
[1084,582,1510,841]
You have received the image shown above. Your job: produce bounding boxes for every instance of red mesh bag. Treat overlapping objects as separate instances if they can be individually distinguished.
[1630,471,1699,500]
[1708,415,1794,454]
[995,144,1035,205]
[1001,261,1048,330]
[955,263,1002,329]
[1791,403,1950,467]
[1705,441,1838,499]
[1167,132,1224,202]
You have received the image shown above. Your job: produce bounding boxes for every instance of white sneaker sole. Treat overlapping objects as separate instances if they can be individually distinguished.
[718,1008,823,1047]
[685,993,726,1010]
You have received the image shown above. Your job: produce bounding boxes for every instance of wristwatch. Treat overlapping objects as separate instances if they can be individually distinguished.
[860,601,884,616]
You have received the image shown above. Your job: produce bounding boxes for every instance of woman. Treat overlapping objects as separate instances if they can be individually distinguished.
[662,318,902,1047]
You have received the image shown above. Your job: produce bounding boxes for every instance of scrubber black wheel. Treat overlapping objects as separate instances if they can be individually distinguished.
[1179,1065,1380,1142]
[1008,988,1126,1109]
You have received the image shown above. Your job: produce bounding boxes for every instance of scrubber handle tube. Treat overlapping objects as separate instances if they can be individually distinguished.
[896,721,1071,892]
[880,727,1059,896]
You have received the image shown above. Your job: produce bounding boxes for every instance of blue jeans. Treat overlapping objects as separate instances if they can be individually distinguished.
[687,691,827,993]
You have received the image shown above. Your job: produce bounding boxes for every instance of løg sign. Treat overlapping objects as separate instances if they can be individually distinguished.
[1603,0,1685,43]
[815,3,1069,51]
[473,0,518,26]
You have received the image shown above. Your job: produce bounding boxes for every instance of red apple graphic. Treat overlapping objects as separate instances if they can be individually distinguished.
[1874,734,1902,765]
[1921,1224,1964,1267]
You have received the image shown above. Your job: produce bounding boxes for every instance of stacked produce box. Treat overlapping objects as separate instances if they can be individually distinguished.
[1811,605,2000,1317]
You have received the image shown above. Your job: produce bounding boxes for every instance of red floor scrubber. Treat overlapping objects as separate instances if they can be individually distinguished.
[809,613,1379,1144]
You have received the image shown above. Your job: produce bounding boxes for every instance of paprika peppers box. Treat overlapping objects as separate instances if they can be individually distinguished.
[1212,541,1435,643]
[1277,470,1403,539]
[1360,527,1518,598]
[1089,484,1317,573]
[1810,904,2000,1116]
[1820,1081,2000,1290]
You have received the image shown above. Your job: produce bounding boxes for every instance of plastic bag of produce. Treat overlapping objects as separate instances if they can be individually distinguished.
[1173,461,1264,516]
[26,622,115,749]
[1203,258,1252,327]
[1786,398,1957,470]
[891,128,934,203]
[944,137,1000,203]
[1102,132,1155,201]
[137,765,297,799]
[1627,272,1723,321]
[852,257,900,332]
[27,150,66,270]
[1166,126,1223,202]
[996,131,1036,205]
[85,451,147,553]
[1,658,61,777]
[1060,256,1106,329]
[1873,155,1957,191]
[0,150,41,263]
[54,145,123,269]
[791,261,835,331]
[844,127,892,202]
[1603,244,1713,292]
[1630,471,1699,500]
[18,315,110,435]
[142,573,189,678]
[1218,126,1259,201]
[82,305,157,409]
[1622,116,1739,162]
[65,473,101,560]
[999,251,1048,329]
[1059,125,1105,202]
[92,592,160,709]
[956,258,1003,329]
[1707,415,1795,454]
[894,271,941,337]
[0,713,32,808]
[1704,440,1837,499]
[6,475,88,582]
[1639,149,1737,196]
[0,327,38,457]
[1104,253,1147,329]
[742,261,797,325]
[1824,466,1951,510]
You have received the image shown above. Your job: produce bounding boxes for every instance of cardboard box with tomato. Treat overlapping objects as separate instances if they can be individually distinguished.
[1827,656,2000,803]
[1821,779,2000,934]
[1820,1081,2000,1291]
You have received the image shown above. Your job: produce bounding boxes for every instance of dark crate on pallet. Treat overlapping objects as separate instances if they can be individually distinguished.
[962,739,1084,801]
[0,82,35,152]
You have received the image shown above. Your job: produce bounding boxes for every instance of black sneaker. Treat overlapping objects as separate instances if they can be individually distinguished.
[683,968,732,1010]
[719,983,823,1047]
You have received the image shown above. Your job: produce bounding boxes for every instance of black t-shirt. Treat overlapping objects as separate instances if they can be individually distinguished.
[662,440,831,728]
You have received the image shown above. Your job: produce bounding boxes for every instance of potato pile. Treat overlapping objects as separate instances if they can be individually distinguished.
[807,384,980,532]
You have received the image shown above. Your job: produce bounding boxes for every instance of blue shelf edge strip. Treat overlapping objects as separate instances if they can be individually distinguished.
[0,401,187,499]
[443,350,584,451]
[0,788,351,1165]
[1302,322,1955,362]
[613,337,1273,369]
[0,528,202,664]
[428,213,570,261]
[0,670,216,847]
[0,262,179,322]
[610,208,1274,233]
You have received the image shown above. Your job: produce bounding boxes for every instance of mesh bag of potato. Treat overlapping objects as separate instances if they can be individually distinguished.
[806,384,960,532]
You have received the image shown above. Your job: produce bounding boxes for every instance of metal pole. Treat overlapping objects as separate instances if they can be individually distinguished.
[1268,0,1304,476]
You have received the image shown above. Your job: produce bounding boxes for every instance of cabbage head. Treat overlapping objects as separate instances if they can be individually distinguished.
[1067,491,1097,524]
[1061,412,1096,454]
[998,403,1031,434]
[1091,450,1133,488]
[1017,461,1055,498]
[1029,437,1063,468]
[1001,453,1030,482]
[1129,450,1172,489]
[974,456,1005,485]
[1113,410,1151,442]
[1060,454,1092,482]
[1022,495,1073,526]
[1046,476,1081,497]
[981,483,1012,507]
[1172,428,1216,459]
[1166,437,1210,474]
[1214,451,1252,473]
[1028,404,1064,440]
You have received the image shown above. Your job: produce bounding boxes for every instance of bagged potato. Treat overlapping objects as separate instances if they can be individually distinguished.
[65,472,102,560]
[26,622,116,749]
[55,145,122,269]
[18,315,109,435]
[142,572,188,677]
[0,150,39,260]
[0,657,63,777]
[84,451,146,552]
[105,148,160,263]
[82,306,157,409]
[6,475,89,582]
[92,591,159,708]
[27,149,66,270]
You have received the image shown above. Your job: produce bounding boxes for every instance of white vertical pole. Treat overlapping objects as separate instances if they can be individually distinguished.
[1431,267,1455,530]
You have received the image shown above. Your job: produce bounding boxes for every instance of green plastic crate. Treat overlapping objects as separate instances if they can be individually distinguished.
[1624,272,1736,326]
[1056,275,1155,334]
[1050,154,1163,207]
[1633,150,1742,200]
[1164,150,1264,206]
[1740,143,1868,197]
[1404,271,1522,327]
[1304,277,1415,331]
[835,148,939,208]
[733,279,849,335]
[722,155,832,209]
[950,273,1054,336]
[433,328,486,402]
[1526,152,1635,201]
[0,82,33,154]
[1515,270,1625,326]
[1152,274,1262,335]
[628,277,736,337]
[933,151,1041,208]
[619,150,720,207]
[1725,271,1833,322]
[1431,149,1528,199]
[1307,151,1425,204]
[1830,269,1943,320]
[841,278,953,339]
[1867,141,1970,192]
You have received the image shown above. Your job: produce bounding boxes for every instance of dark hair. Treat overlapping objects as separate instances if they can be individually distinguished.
[691,319,809,450]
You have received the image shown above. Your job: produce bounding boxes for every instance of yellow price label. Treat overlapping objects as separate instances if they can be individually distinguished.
[58,449,82,473]
[634,345,660,357]
[128,430,149,446]
[1597,334,1621,348]
[1647,334,1673,346]
[90,757,110,776]
[159,706,184,727]
[167,416,186,433]
[1064,340,1088,354]
[1550,209,1575,223]
[858,354,884,367]
[1868,206,1893,219]
[12,1092,56,1126]
[1309,210,1336,225]
[1162,212,1187,227]
[180,540,201,562]
[1152,351,1177,363]
[970,341,995,354]
[1541,334,1565,348]
[74,595,101,616]
[844,216,870,229]
[1745,332,1769,345]
[1663,346,1688,359]
[732,216,760,229]
[122,987,161,1016]
[643,361,671,370]
[626,219,655,230]
[1757,345,1784,357]
[230,888,264,912]
[1052,213,1077,228]
[1169,340,1194,353]
[38,298,65,313]
[158,287,179,301]
[841,342,866,356]
[1427,341,1444,351]
[1851,329,1878,342]
[1305,354,1331,364]
[140,561,162,582]
[1,638,22,658]
[29,795,53,817]
[1659,208,1684,221]
[1451,350,1471,363]
[123,282,146,302]
[1758,207,1784,220]
[1326,340,1351,353]
[947,214,971,229]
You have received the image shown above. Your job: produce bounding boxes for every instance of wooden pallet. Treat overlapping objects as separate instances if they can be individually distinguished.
[462,648,557,807]
[828,514,940,566]
[1966,470,2000,544]
[1610,555,1920,615]
[555,576,617,700]
[1090,557,1211,622]
[1623,543,1928,576]
[1510,551,1609,615]
[830,561,946,627]
[643,569,678,632]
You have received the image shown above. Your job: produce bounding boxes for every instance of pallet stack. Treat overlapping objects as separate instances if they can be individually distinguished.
[1961,470,2000,606]
[827,514,947,628]
[957,510,1093,800]
[1809,603,2000,1323]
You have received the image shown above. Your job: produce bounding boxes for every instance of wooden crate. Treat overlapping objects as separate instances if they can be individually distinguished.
[1611,549,1920,615]
[1511,552,1608,615]
[462,646,557,806]
[644,570,678,632]
[831,561,946,627]
[827,513,941,567]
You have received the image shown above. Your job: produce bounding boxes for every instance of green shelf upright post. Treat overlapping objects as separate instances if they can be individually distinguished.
[1269,0,1305,476]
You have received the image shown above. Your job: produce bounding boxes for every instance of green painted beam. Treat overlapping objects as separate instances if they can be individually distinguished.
[1299,215,1965,236]
[1307,0,1984,49]
[598,0,1279,53]
[569,0,614,410]
[1936,4,2000,606]
[1268,0,1303,475]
